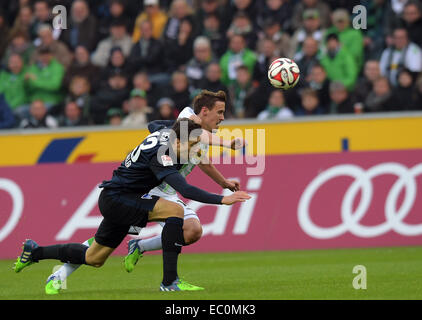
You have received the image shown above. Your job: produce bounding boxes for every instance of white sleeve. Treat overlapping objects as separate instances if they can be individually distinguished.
[406,44,422,72]
[178,107,195,119]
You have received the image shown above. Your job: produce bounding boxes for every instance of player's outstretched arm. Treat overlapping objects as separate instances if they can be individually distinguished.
[200,130,247,150]
[197,162,240,192]
[163,172,250,205]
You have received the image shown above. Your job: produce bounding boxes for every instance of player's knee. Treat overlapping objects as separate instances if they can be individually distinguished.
[85,254,106,268]
[183,220,202,245]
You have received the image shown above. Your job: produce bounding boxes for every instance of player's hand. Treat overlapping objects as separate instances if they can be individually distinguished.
[189,114,202,125]
[221,179,240,192]
[222,191,251,205]
[231,138,248,150]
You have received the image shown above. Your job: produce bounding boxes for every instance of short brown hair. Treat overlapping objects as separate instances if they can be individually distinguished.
[192,90,226,114]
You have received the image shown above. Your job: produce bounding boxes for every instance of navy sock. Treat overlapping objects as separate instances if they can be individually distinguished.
[32,243,88,264]
[161,217,185,286]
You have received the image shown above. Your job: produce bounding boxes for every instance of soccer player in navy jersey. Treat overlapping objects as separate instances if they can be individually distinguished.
[14,118,251,291]
[42,90,246,294]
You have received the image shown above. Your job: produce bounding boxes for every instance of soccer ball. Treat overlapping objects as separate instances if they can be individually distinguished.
[268,58,300,90]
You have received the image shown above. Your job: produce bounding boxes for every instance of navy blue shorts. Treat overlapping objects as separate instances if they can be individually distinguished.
[95,189,160,248]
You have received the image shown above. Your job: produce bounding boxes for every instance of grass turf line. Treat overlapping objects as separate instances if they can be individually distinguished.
[1,247,422,300]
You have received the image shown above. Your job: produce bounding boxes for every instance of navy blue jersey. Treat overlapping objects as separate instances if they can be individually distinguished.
[99,129,181,194]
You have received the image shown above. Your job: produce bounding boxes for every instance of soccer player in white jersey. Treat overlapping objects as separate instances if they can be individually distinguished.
[45,90,246,294]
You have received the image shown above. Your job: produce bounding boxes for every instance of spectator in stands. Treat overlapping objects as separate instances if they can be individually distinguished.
[32,24,73,69]
[226,11,258,50]
[101,47,132,86]
[0,94,16,130]
[361,0,389,60]
[389,1,422,48]
[162,0,195,42]
[25,47,65,108]
[90,69,130,124]
[128,20,165,81]
[229,65,259,118]
[202,13,227,58]
[384,0,410,37]
[2,31,35,67]
[257,0,294,34]
[257,89,293,120]
[290,9,325,59]
[185,36,215,90]
[364,76,398,112]
[295,88,325,116]
[153,97,178,120]
[98,0,133,41]
[122,89,153,127]
[132,72,161,110]
[195,0,225,35]
[0,54,28,117]
[59,100,90,127]
[132,0,168,42]
[165,17,195,71]
[63,45,101,92]
[401,1,422,47]
[198,62,230,99]
[291,0,332,30]
[107,108,124,126]
[60,0,98,51]
[31,0,53,40]
[380,27,422,86]
[65,75,92,121]
[253,38,277,83]
[20,99,58,129]
[294,37,321,87]
[306,63,330,111]
[329,81,354,114]
[165,71,192,111]
[259,18,291,58]
[324,8,364,72]
[224,0,258,32]
[353,60,382,108]
[9,5,33,41]
[391,68,417,110]
[220,34,257,86]
[92,19,133,68]
[320,33,358,91]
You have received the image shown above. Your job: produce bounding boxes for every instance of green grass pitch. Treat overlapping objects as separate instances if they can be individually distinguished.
[1,247,422,300]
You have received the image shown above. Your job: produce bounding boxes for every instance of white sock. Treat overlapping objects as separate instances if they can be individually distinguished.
[138,235,162,252]
[51,238,91,281]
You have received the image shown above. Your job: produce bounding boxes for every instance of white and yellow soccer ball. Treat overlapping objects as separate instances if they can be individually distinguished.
[267,58,300,90]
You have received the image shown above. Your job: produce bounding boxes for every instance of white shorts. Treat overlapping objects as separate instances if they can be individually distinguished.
[127,188,200,235]
[148,187,200,222]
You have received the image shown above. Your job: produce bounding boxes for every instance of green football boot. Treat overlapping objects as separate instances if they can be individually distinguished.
[124,239,143,273]
[160,278,204,291]
[13,239,38,273]
[45,276,62,295]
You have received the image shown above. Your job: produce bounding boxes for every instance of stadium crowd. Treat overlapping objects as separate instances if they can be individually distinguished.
[0,0,422,129]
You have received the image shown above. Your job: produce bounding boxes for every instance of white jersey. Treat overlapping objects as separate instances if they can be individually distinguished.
[151,107,209,196]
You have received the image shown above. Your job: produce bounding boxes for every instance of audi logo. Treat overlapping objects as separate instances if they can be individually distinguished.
[0,178,24,242]
[298,163,422,239]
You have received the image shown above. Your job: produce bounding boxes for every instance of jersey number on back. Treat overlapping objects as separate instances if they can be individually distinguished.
[125,132,160,168]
